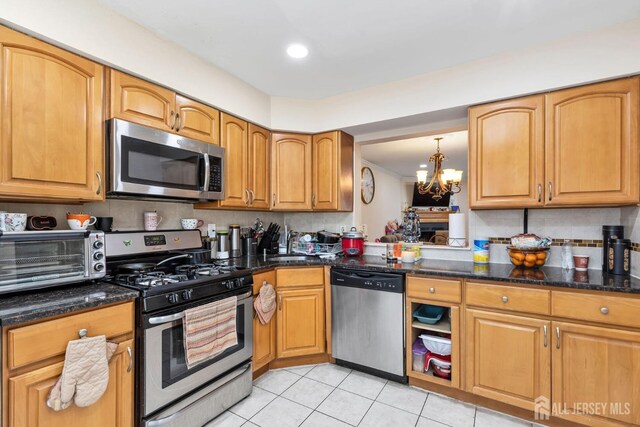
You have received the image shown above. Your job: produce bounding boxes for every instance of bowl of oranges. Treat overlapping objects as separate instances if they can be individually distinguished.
[507,246,549,268]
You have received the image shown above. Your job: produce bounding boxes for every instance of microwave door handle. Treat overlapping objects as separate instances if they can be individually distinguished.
[148,312,185,325]
[202,154,211,192]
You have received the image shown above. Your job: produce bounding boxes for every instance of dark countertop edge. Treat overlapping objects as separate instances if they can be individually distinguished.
[0,283,138,327]
[235,257,640,294]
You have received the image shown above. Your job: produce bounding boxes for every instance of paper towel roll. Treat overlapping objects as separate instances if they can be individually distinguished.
[448,213,467,247]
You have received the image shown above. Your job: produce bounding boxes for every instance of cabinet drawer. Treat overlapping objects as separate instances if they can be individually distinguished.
[7,302,134,370]
[466,282,550,315]
[253,269,276,295]
[277,267,324,288]
[406,276,461,303]
[552,291,640,328]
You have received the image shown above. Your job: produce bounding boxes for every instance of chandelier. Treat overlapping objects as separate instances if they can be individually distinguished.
[415,137,463,200]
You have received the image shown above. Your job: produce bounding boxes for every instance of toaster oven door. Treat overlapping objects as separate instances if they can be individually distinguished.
[0,231,90,293]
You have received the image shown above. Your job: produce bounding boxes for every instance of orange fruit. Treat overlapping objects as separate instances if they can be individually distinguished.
[511,257,523,266]
[524,260,535,268]
[525,253,537,263]
[536,252,547,260]
[513,252,525,262]
[535,259,545,266]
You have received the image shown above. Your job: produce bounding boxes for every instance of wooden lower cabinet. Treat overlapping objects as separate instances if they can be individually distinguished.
[8,339,133,427]
[465,309,550,411]
[276,287,325,358]
[252,270,277,371]
[552,321,640,426]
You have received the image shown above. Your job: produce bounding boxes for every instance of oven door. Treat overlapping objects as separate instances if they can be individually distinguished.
[109,119,224,200]
[143,289,252,416]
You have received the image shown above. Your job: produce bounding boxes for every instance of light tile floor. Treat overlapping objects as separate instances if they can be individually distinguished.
[206,364,546,427]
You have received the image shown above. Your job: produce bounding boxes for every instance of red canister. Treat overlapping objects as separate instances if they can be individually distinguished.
[341,227,364,256]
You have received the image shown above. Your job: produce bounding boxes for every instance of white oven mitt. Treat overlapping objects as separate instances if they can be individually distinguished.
[47,336,118,411]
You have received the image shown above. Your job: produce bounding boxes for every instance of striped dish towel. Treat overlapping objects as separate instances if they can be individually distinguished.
[183,296,238,369]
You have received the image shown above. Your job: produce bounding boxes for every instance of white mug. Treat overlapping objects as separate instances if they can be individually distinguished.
[181,218,204,230]
[144,211,163,231]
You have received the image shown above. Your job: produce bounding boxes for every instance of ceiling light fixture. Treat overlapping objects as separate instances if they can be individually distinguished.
[286,44,309,59]
[415,137,463,200]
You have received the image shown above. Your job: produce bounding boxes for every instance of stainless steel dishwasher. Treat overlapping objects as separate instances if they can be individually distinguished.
[331,268,406,382]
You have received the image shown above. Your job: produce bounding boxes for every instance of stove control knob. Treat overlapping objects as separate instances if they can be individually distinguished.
[224,281,232,289]
[93,252,104,261]
[93,241,104,250]
[93,263,104,272]
[167,293,179,304]
[182,289,193,300]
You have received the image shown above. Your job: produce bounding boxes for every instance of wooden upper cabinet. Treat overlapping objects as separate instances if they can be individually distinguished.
[469,95,545,208]
[109,70,175,131]
[0,26,104,202]
[312,131,354,211]
[175,94,220,145]
[553,321,640,426]
[248,124,271,209]
[465,309,550,411]
[271,133,313,210]
[219,113,249,208]
[545,78,639,206]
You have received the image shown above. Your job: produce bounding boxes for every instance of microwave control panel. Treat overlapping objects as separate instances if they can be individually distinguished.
[209,156,222,193]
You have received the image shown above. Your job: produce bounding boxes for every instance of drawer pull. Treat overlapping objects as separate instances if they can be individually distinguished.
[556,326,561,349]
[78,329,88,339]
[127,346,132,373]
[501,296,508,303]
[543,325,548,347]
[429,287,436,294]
[600,306,609,315]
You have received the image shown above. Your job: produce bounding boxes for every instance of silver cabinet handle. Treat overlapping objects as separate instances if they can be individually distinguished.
[543,325,548,348]
[501,296,508,303]
[548,182,553,201]
[127,346,132,373]
[537,184,542,203]
[249,189,255,206]
[175,113,181,132]
[95,171,102,195]
[601,306,609,315]
[556,326,561,349]
[273,193,276,207]
[312,193,316,208]
[244,189,250,206]
[429,287,435,294]
[170,111,176,129]
[278,294,282,311]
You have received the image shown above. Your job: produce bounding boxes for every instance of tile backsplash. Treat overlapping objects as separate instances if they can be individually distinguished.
[0,200,285,233]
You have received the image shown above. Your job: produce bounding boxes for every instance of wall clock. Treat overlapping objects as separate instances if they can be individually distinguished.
[361,166,375,204]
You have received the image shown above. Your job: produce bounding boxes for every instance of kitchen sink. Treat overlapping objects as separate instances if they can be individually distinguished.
[266,255,318,262]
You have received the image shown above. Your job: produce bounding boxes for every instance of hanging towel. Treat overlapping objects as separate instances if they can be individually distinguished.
[183,296,238,369]
[47,336,119,411]
[254,282,276,325]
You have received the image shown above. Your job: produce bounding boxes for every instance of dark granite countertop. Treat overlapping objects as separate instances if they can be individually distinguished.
[229,255,640,294]
[0,283,138,327]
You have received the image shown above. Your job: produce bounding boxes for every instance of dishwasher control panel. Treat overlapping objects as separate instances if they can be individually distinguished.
[330,268,404,293]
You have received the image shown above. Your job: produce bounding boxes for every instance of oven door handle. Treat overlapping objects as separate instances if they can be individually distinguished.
[148,291,252,325]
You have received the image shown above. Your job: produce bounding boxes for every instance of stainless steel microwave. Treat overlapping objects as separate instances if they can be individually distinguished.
[108,119,224,201]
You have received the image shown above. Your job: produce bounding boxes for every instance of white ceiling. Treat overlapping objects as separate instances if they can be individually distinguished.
[97,0,640,99]
[361,131,468,179]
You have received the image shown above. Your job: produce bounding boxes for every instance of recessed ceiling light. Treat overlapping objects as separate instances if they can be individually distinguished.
[419,164,428,168]
[286,44,309,59]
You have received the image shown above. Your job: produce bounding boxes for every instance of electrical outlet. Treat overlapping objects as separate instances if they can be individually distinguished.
[340,226,347,233]
[360,224,368,238]
[207,224,216,238]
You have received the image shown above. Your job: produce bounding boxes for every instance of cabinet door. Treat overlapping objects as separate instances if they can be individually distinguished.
[109,70,175,132]
[553,321,640,426]
[248,124,271,209]
[219,113,249,208]
[0,27,104,201]
[175,94,220,144]
[253,299,277,371]
[276,287,325,358]
[465,309,550,411]
[312,132,339,210]
[8,339,134,427]
[271,133,312,210]
[468,96,545,208]
[545,78,639,206]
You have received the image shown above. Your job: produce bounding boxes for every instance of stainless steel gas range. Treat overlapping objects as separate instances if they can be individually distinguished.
[102,230,252,427]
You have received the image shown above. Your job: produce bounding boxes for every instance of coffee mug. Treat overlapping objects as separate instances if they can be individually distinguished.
[181,218,204,230]
[0,213,27,232]
[573,255,590,271]
[66,213,96,230]
[144,211,163,231]
[95,217,114,232]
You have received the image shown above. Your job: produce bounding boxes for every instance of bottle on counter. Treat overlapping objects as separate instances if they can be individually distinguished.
[561,239,573,269]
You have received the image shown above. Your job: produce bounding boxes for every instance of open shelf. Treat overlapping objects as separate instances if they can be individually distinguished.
[411,318,451,334]
[408,368,452,387]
